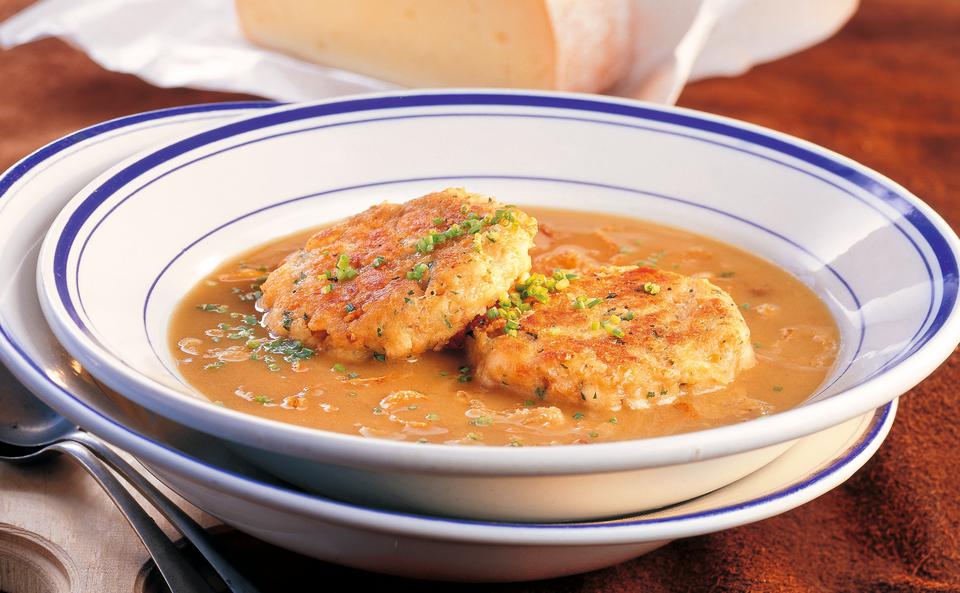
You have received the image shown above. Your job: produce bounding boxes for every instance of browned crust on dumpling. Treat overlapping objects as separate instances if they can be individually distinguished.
[466,266,755,411]
[259,188,537,361]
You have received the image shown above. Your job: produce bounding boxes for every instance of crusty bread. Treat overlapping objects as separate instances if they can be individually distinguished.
[235,0,634,92]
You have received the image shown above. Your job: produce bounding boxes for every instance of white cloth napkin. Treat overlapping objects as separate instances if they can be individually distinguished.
[0,0,857,105]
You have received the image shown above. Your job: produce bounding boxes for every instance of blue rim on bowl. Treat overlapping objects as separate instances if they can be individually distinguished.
[33,91,960,475]
[0,101,896,542]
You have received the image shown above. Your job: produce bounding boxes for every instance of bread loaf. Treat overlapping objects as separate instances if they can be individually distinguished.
[235,0,634,92]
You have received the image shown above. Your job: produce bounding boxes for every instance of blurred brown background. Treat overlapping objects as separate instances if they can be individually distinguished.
[0,0,957,591]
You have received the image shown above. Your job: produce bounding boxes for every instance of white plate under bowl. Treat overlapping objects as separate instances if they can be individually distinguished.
[0,103,896,581]
[36,90,959,522]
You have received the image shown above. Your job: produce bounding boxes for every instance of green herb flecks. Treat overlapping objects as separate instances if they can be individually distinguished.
[333,253,358,281]
[244,337,314,372]
[406,262,429,281]
[414,206,520,255]
[197,304,228,313]
[487,270,575,337]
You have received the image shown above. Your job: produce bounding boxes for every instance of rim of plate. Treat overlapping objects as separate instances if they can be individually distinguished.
[0,101,894,543]
[36,90,960,474]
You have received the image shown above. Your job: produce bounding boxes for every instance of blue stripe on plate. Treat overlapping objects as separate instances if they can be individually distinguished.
[56,93,956,380]
[0,99,897,531]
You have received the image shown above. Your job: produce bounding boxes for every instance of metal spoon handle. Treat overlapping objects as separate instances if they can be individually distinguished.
[71,432,261,593]
[52,440,216,593]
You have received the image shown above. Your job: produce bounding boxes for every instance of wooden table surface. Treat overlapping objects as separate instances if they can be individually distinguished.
[0,0,958,591]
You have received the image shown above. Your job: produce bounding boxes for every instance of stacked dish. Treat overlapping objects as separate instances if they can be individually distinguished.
[1,91,957,581]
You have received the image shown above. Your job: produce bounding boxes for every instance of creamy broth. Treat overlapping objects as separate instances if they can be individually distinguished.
[169,207,839,446]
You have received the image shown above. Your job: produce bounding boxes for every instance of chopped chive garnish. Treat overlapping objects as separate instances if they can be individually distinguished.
[406,262,429,281]
[371,255,386,268]
[602,322,625,339]
[197,304,228,313]
[573,412,584,420]
[334,253,358,281]
[643,282,661,295]
[345,303,356,313]
[332,363,346,373]
[373,352,386,362]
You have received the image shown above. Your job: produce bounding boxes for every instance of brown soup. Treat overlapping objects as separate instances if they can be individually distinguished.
[168,207,839,446]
